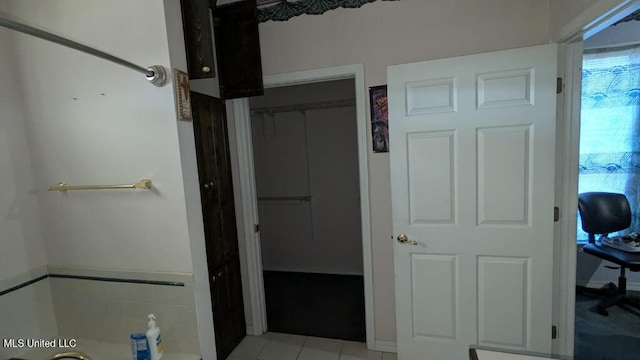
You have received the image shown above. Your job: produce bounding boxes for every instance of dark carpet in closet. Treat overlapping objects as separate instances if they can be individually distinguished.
[574,286,640,360]
[263,271,366,342]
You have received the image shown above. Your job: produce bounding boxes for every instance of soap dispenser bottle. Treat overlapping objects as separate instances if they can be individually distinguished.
[146,314,164,360]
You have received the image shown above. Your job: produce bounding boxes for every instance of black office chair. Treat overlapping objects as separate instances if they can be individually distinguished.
[577,192,640,315]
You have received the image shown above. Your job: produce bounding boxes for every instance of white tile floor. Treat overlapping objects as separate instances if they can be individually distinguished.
[227,332,397,360]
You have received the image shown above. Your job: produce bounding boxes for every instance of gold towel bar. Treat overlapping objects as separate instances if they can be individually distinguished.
[48,179,152,191]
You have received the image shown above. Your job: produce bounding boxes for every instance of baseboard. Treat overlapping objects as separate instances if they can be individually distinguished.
[577,280,640,292]
[373,340,397,353]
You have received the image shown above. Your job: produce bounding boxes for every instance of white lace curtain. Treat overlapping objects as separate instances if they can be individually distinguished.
[578,44,640,240]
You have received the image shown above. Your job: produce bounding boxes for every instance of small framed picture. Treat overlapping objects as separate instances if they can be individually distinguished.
[174,68,192,122]
[369,85,389,153]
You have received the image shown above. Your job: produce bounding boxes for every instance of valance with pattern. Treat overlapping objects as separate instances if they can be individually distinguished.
[257,0,398,22]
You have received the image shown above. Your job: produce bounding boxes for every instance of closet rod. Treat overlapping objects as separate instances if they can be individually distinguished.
[257,196,311,203]
[251,98,356,116]
[0,12,166,87]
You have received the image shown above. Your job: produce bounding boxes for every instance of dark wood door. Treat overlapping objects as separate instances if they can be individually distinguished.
[180,0,215,79]
[213,0,264,99]
[180,0,264,98]
[191,91,246,359]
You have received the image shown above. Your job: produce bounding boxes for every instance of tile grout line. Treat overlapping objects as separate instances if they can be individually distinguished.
[251,333,383,360]
[337,340,345,359]
[258,338,267,360]
[294,335,307,360]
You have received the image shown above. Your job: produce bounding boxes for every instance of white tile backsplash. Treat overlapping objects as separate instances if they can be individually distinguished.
[0,265,48,293]
[49,271,200,356]
[21,337,201,360]
[0,277,58,359]
[1,268,200,359]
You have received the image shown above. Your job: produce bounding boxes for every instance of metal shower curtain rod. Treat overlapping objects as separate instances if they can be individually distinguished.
[0,12,166,87]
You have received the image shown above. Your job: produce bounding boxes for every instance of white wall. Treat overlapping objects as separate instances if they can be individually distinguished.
[0,4,57,355]
[258,0,550,342]
[549,0,601,39]
[0,1,47,282]
[4,0,194,273]
[250,80,363,275]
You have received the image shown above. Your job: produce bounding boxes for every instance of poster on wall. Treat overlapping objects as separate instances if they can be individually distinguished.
[369,85,389,153]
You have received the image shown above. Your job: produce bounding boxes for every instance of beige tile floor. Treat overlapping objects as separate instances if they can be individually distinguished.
[228,332,397,360]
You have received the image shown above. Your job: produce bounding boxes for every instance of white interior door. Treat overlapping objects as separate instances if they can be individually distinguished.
[388,44,558,360]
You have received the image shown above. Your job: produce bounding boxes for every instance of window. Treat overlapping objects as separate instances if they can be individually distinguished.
[578,45,640,242]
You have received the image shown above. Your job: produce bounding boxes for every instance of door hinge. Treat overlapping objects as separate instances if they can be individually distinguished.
[554,206,560,222]
[557,77,563,94]
[552,325,557,339]
[254,223,260,233]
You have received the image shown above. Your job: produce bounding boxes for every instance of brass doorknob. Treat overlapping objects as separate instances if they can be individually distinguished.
[397,233,418,245]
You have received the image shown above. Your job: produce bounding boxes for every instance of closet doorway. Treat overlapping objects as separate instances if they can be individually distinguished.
[249,79,365,341]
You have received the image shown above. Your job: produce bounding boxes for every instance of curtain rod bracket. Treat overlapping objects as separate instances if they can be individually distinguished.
[146,65,167,87]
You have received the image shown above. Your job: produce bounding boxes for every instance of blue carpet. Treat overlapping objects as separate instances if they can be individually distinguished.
[574,287,640,360]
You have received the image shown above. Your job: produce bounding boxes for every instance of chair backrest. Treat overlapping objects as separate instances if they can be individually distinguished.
[577,192,631,242]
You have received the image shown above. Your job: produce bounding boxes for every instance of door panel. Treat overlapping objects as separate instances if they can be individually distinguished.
[191,92,239,268]
[181,0,264,96]
[213,0,264,99]
[406,77,457,114]
[389,44,557,359]
[179,0,215,79]
[477,69,533,108]
[477,256,529,348]
[477,125,531,226]
[410,254,458,341]
[407,130,456,224]
[211,258,246,359]
[191,92,246,359]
